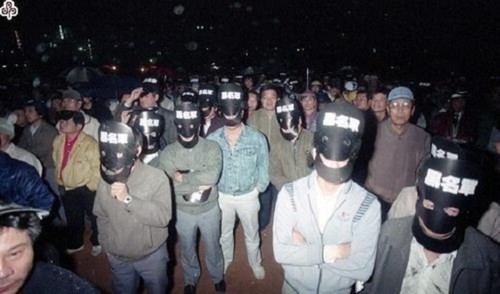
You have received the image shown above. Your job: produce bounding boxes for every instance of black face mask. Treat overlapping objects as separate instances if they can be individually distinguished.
[224,115,242,126]
[280,130,299,141]
[412,216,463,254]
[100,163,134,185]
[178,135,199,149]
[314,154,353,184]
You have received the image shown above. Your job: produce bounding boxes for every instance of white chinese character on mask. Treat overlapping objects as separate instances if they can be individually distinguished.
[458,178,478,196]
[424,168,442,189]
[440,175,460,194]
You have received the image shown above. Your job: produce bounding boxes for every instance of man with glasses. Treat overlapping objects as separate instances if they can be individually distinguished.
[365,87,430,221]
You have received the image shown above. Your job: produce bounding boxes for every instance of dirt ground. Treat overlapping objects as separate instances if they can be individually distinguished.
[70,222,284,294]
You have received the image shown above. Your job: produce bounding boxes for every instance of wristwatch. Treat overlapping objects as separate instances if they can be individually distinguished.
[124,195,133,204]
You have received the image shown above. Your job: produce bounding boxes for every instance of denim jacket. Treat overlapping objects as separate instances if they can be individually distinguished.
[208,124,269,195]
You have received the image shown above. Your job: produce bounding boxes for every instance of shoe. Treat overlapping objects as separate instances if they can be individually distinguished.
[91,245,102,256]
[214,280,226,293]
[65,245,84,255]
[252,265,266,280]
[184,284,196,294]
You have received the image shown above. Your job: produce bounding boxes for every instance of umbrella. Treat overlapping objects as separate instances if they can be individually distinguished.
[61,66,104,85]
[79,75,141,100]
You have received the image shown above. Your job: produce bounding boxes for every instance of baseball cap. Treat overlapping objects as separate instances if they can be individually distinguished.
[0,203,49,220]
[388,86,414,101]
[141,77,160,94]
[0,117,15,139]
[62,89,82,101]
[310,80,322,87]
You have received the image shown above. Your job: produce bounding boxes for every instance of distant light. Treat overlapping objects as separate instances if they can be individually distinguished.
[140,67,146,73]
[111,65,117,71]
[59,25,65,40]
[78,47,84,52]
[372,48,377,53]
[2,65,7,68]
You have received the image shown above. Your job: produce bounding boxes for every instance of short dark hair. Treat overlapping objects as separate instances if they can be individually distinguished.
[368,86,389,100]
[0,212,42,241]
[259,84,281,99]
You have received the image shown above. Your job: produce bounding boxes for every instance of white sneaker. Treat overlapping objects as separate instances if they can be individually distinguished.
[91,245,102,256]
[252,265,266,280]
[66,245,84,255]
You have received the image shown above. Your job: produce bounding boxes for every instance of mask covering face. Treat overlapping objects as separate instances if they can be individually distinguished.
[174,102,201,149]
[413,157,480,253]
[98,122,138,184]
[314,154,353,184]
[313,103,364,184]
[276,96,301,141]
[218,83,243,127]
[130,110,165,154]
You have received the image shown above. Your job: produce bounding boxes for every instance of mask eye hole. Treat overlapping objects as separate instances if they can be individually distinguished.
[423,199,434,210]
[321,135,328,144]
[343,138,351,147]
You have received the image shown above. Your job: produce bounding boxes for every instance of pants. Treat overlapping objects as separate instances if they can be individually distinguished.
[258,184,278,229]
[378,197,392,224]
[176,206,224,285]
[107,245,168,294]
[61,186,98,248]
[219,189,262,269]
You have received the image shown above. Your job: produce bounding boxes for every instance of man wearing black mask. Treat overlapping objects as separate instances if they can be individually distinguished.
[94,121,172,294]
[273,103,381,293]
[365,157,500,294]
[159,102,225,294]
[198,84,224,137]
[270,95,314,192]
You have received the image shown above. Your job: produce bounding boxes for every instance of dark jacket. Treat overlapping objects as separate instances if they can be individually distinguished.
[364,216,500,294]
[0,151,54,211]
[18,120,58,169]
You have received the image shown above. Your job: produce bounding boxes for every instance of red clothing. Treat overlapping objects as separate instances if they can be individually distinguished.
[60,132,81,177]
[431,111,477,143]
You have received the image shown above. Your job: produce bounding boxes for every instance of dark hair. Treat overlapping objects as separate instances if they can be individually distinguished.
[0,212,42,241]
[259,84,282,99]
[368,86,389,100]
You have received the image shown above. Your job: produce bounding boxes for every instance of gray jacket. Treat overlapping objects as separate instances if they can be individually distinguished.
[93,161,172,260]
[273,172,381,294]
[364,216,500,294]
[159,137,222,215]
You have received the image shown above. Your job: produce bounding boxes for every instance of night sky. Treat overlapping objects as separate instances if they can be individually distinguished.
[1,0,500,79]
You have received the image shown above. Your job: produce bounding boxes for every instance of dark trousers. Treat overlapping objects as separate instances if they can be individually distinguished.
[61,186,99,249]
[258,184,278,230]
[378,197,392,224]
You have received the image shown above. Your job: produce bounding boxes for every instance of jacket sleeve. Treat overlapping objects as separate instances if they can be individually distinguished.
[162,110,178,145]
[255,133,270,193]
[17,165,55,211]
[269,144,287,191]
[273,185,324,266]
[93,180,110,245]
[85,140,101,191]
[125,173,172,228]
[323,197,381,281]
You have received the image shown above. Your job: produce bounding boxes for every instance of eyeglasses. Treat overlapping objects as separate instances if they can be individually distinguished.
[389,101,412,109]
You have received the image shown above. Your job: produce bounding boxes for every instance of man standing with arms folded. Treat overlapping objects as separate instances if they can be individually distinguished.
[93,121,172,294]
[273,103,381,294]
[159,101,225,294]
[207,83,269,279]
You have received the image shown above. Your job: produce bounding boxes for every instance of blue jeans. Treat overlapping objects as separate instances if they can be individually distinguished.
[107,245,168,294]
[176,206,224,285]
[258,184,278,230]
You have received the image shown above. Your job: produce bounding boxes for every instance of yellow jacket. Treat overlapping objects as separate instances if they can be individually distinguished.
[53,132,100,191]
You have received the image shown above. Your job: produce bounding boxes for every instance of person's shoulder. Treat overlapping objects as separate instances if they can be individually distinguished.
[382,216,413,234]
[409,123,430,138]
[464,227,500,254]
[25,262,100,293]
[199,136,220,149]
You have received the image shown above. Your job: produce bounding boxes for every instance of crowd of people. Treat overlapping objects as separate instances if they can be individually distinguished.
[1,71,499,293]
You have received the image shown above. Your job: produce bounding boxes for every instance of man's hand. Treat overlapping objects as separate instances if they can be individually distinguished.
[110,182,129,202]
[120,110,132,124]
[174,172,183,183]
[125,87,144,106]
[292,228,306,244]
[324,243,352,263]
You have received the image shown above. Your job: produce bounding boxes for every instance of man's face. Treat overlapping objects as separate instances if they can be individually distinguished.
[311,85,321,93]
[388,98,414,127]
[244,78,254,89]
[247,93,259,111]
[370,93,388,113]
[451,98,466,113]
[261,89,278,111]
[0,227,34,294]
[354,93,369,110]
[24,106,42,124]
[62,97,82,111]
[13,110,26,127]
[139,92,158,109]
[59,118,82,135]
[300,95,317,112]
